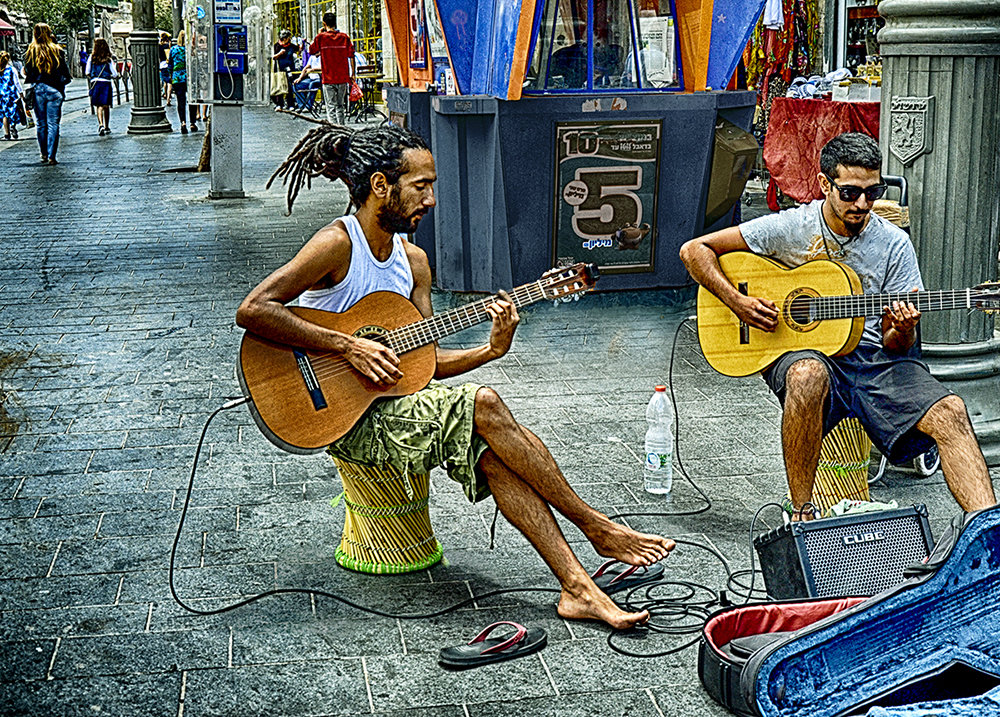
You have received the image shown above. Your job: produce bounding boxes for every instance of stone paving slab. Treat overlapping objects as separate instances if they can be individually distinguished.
[2,100,996,717]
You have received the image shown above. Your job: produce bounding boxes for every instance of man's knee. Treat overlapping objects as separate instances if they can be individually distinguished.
[922,394,972,437]
[784,358,829,402]
[473,387,509,430]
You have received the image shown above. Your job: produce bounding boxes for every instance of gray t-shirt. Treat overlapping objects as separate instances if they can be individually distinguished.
[740,200,922,348]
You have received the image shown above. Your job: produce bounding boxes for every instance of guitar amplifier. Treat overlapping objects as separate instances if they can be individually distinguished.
[753,505,934,599]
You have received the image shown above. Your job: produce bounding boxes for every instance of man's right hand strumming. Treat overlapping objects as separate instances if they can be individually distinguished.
[345,335,402,386]
[731,293,779,332]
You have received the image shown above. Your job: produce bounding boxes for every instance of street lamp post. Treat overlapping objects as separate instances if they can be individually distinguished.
[127,0,171,134]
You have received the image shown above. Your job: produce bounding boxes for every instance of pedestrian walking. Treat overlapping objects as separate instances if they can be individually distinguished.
[169,30,198,134]
[86,38,118,136]
[0,52,21,140]
[9,49,32,129]
[270,29,298,109]
[24,22,71,165]
[158,32,172,105]
[308,12,355,124]
[78,45,88,77]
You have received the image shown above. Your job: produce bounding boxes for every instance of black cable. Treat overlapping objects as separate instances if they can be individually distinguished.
[169,397,559,619]
[172,316,763,658]
[608,317,711,524]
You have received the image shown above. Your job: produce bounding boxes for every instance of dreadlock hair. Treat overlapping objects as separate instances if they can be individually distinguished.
[267,122,430,215]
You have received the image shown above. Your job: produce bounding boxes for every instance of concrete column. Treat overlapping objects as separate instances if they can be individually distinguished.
[127,0,171,134]
[879,0,1000,463]
[209,104,245,198]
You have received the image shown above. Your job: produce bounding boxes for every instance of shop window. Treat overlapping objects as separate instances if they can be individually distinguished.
[525,0,679,93]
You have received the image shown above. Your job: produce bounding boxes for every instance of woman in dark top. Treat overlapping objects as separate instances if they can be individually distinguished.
[271,30,299,109]
[24,22,71,165]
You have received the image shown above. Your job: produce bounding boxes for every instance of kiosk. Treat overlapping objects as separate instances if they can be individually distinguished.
[385,0,764,292]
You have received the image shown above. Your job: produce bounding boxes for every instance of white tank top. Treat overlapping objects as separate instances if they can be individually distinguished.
[298,214,414,313]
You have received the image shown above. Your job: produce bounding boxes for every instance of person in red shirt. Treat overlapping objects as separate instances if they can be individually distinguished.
[309,12,355,125]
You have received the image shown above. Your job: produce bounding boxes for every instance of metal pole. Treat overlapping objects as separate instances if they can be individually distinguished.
[127,0,172,134]
[879,0,1000,463]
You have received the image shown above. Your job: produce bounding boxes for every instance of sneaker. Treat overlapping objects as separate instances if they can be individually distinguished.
[10,128,17,140]
[180,124,188,134]
[99,127,106,136]
[47,158,57,165]
[105,127,112,134]
[190,124,198,132]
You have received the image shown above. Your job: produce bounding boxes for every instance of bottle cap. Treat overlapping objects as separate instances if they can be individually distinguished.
[654,385,666,392]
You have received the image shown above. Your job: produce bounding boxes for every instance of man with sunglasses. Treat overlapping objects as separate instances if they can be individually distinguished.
[680,132,995,518]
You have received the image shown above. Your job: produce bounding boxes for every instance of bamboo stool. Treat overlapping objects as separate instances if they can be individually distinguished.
[812,418,872,514]
[331,457,443,574]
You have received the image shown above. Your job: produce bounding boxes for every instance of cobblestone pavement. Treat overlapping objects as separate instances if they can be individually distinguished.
[1,99,993,717]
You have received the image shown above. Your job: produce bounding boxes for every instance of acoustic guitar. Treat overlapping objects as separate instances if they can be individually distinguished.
[239,263,599,454]
[697,252,1000,377]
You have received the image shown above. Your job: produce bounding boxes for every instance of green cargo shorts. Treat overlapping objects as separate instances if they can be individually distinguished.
[327,381,492,503]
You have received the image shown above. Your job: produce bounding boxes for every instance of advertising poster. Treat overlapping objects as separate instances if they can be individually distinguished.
[408,0,427,68]
[553,120,662,274]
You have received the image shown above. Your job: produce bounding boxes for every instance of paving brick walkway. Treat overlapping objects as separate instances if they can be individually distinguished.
[1,99,989,717]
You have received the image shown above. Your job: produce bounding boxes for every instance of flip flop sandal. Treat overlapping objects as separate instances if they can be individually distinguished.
[591,559,665,596]
[438,621,547,670]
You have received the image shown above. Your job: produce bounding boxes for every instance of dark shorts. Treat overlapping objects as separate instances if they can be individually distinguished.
[762,344,951,464]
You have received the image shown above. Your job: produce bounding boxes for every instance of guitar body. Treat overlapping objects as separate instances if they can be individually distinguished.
[238,292,437,454]
[697,252,866,377]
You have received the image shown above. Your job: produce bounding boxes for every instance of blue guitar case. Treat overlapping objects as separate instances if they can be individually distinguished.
[700,506,1000,716]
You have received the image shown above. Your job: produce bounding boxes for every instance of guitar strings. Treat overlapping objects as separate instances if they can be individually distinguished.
[812,289,991,320]
[306,282,545,382]
[304,278,574,383]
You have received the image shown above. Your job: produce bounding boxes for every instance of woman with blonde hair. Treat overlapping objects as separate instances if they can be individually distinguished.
[24,22,71,164]
[86,37,118,135]
[169,30,198,133]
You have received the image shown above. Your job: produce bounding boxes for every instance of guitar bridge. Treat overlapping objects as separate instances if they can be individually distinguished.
[738,282,750,344]
[293,350,328,411]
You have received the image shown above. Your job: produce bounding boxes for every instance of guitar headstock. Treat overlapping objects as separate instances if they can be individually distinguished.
[973,281,1000,314]
[541,263,600,304]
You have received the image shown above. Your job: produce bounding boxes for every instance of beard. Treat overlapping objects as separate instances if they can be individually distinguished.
[834,204,868,236]
[376,187,425,234]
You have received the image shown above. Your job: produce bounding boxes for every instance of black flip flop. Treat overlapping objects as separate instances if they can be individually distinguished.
[438,621,547,670]
[591,559,665,596]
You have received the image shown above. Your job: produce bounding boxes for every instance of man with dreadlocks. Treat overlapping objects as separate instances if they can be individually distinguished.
[238,124,675,629]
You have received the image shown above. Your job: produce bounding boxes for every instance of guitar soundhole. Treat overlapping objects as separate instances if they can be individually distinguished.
[355,325,389,344]
[784,291,819,332]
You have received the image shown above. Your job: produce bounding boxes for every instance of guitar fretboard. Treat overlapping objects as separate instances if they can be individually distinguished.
[812,289,988,320]
[385,281,551,354]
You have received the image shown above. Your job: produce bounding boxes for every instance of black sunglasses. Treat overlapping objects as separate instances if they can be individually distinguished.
[825,175,887,203]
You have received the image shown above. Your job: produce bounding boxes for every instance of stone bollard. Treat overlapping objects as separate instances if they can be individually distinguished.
[879,0,1000,463]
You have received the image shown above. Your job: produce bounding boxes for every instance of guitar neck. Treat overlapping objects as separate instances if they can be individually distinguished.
[386,280,549,353]
[814,289,983,320]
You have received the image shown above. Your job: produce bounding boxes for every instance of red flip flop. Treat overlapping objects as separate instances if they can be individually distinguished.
[438,621,547,670]
[591,559,665,596]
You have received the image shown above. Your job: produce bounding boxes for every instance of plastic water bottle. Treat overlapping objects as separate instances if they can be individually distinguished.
[644,385,674,495]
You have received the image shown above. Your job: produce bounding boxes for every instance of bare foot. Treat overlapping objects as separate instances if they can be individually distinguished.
[557,585,650,630]
[588,519,675,566]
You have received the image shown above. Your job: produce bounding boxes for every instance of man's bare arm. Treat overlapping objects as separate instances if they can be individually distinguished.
[406,244,518,379]
[235,225,403,385]
[679,226,779,332]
